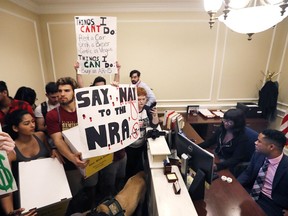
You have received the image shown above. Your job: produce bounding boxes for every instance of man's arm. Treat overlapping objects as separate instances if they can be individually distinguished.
[0,193,14,215]
[237,153,260,189]
[50,132,87,168]
[139,82,156,106]
[113,61,121,83]
[35,116,46,132]
[74,62,84,88]
[34,105,46,131]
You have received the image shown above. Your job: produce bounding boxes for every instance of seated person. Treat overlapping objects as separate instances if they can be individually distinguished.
[0,81,34,128]
[198,108,253,175]
[238,129,288,216]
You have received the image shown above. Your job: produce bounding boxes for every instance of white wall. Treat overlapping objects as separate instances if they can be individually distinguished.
[1,1,288,129]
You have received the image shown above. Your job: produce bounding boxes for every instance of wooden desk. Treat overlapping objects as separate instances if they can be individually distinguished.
[193,169,266,216]
[185,113,268,140]
[182,123,266,216]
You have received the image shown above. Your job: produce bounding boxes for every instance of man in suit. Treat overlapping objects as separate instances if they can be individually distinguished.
[238,129,288,216]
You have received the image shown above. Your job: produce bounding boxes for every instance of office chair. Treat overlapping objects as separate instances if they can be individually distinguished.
[232,127,258,177]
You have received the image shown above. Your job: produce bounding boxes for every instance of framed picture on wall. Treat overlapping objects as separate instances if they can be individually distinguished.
[187,105,199,116]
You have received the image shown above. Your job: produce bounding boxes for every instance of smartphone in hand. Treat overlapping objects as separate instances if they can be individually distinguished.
[149,101,157,110]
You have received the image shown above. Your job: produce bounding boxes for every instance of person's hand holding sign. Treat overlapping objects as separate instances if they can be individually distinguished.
[71,152,88,169]
[7,208,37,216]
[0,131,15,153]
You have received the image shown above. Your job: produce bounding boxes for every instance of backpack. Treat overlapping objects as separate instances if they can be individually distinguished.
[41,101,48,120]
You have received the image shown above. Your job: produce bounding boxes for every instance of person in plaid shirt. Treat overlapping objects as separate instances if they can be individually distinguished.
[0,81,34,128]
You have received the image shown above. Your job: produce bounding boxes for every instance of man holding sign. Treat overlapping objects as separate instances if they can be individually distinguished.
[46,77,97,214]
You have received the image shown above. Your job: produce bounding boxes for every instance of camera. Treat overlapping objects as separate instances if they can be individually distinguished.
[146,128,166,140]
[149,101,157,110]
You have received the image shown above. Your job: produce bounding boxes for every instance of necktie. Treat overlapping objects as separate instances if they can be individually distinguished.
[250,158,270,201]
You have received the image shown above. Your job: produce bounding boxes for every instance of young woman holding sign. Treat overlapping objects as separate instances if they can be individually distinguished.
[1,109,60,216]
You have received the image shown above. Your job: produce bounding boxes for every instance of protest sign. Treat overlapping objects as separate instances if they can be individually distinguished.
[75,16,117,74]
[63,84,140,160]
[0,150,17,196]
[62,126,114,178]
[19,158,71,215]
[0,124,17,196]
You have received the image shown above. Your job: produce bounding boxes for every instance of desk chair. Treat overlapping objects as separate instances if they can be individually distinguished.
[232,127,258,177]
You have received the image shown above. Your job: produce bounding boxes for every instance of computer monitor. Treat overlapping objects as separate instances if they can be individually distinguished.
[174,130,215,200]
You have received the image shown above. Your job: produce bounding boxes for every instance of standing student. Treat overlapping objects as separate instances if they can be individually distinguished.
[129,70,156,106]
[1,109,55,216]
[75,61,126,201]
[238,129,288,216]
[0,81,34,128]
[45,77,98,214]
[14,87,37,110]
[34,82,59,132]
[125,87,159,179]
[0,130,37,216]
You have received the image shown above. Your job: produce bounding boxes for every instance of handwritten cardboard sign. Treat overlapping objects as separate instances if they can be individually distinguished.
[75,16,117,74]
[0,150,17,195]
[63,84,140,160]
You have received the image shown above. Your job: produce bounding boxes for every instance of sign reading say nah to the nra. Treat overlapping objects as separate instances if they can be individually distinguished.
[74,84,140,158]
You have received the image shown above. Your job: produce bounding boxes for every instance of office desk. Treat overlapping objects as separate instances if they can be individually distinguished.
[185,113,268,140]
[182,123,266,216]
[149,166,198,216]
[146,130,197,215]
[193,169,266,216]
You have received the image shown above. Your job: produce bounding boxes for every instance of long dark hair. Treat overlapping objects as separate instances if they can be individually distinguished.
[4,109,31,140]
[222,108,246,136]
[14,86,37,107]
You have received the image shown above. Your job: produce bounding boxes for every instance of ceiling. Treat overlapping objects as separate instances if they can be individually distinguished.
[9,0,204,14]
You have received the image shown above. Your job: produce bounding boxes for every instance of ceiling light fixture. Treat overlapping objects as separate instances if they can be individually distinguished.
[204,0,288,40]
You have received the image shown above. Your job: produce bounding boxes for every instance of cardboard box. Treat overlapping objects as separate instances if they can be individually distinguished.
[19,158,72,215]
[62,126,113,178]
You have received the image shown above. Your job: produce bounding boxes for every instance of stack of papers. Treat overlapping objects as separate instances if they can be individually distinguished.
[198,109,215,118]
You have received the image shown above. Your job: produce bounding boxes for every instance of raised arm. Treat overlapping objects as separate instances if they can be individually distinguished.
[113,61,121,83]
[74,62,84,88]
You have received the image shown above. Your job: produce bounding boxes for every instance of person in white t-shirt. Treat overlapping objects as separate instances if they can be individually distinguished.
[34,82,59,132]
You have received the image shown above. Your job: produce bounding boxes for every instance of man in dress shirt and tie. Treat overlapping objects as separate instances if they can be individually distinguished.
[238,129,288,216]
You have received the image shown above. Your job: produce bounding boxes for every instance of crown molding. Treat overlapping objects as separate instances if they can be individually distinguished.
[9,0,203,14]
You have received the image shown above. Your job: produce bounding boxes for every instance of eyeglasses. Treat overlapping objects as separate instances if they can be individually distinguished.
[222,119,234,126]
